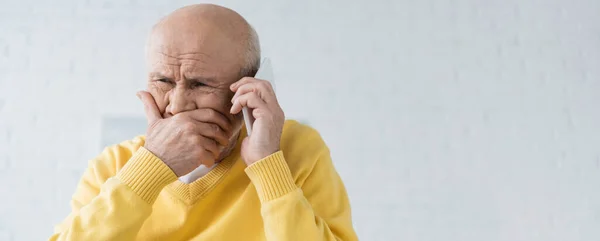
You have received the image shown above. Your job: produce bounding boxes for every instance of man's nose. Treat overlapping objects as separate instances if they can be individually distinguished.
[166,88,196,116]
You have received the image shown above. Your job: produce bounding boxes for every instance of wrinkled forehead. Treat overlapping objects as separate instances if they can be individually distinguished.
[145,25,245,79]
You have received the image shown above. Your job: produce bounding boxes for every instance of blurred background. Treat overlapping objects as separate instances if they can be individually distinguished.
[1,0,599,240]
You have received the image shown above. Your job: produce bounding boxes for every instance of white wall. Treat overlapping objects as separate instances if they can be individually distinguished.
[1,0,599,240]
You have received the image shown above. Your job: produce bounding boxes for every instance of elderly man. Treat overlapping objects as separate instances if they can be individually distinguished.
[50,4,357,241]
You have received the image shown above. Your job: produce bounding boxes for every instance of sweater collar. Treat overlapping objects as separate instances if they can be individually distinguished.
[165,126,247,204]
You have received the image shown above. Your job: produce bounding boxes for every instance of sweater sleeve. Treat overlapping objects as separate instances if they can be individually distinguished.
[49,147,177,241]
[245,150,358,241]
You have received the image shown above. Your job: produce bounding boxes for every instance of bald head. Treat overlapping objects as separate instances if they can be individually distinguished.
[147,4,260,77]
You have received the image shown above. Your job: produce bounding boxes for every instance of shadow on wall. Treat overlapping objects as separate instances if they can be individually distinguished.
[100,116,312,150]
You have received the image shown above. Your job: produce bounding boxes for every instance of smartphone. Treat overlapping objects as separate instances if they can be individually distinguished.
[243,57,274,136]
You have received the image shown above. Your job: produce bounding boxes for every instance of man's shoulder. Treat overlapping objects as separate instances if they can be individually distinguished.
[88,135,147,179]
[280,120,330,177]
[281,119,326,148]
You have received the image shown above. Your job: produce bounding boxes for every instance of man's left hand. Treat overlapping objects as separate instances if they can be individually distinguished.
[230,77,284,165]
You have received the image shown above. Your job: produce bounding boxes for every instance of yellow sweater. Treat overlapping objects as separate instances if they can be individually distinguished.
[50,120,357,240]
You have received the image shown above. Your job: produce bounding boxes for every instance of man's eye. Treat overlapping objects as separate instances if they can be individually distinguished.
[193,82,207,87]
[156,78,173,84]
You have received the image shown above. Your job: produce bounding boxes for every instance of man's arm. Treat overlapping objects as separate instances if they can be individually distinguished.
[49,146,177,241]
[245,148,358,241]
[51,90,231,240]
[229,75,358,240]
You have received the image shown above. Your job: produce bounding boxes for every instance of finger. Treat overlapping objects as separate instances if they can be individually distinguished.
[230,92,268,114]
[137,91,162,124]
[179,108,232,134]
[231,81,276,104]
[230,77,264,91]
[190,135,219,166]
[194,122,230,146]
[195,135,220,160]
[177,115,230,146]
[252,107,274,119]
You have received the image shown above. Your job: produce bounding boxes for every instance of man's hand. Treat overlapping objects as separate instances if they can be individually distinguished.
[230,77,285,166]
[137,91,232,177]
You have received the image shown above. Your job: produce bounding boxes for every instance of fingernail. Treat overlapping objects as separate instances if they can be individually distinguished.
[136,92,141,99]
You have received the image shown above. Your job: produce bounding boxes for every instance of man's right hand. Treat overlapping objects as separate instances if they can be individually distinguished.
[136,91,232,177]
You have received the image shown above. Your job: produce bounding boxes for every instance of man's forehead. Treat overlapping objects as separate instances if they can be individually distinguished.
[146,48,243,83]
[147,47,238,72]
[148,29,216,55]
[147,28,242,62]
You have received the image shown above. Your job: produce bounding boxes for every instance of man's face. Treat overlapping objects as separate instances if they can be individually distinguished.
[145,25,245,143]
